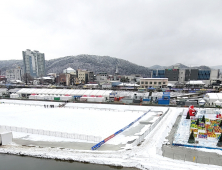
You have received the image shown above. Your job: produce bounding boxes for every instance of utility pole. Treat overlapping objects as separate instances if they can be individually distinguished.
[25,73,28,85]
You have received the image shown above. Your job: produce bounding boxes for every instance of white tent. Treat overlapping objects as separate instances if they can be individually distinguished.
[0,127,12,145]
[204,93,222,104]
[60,95,72,101]
[167,83,174,87]
[16,88,114,99]
[36,95,45,100]
[186,81,205,85]
[214,100,222,106]
[199,99,206,106]
[10,93,19,99]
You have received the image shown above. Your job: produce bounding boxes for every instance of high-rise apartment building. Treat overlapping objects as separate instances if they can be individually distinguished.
[22,49,46,78]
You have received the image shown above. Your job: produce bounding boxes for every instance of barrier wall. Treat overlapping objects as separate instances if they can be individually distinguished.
[0,125,101,142]
[91,109,152,150]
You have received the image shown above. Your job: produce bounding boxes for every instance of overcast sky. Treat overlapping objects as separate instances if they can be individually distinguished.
[0,0,222,67]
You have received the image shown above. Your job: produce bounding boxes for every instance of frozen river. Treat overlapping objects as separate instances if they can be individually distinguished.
[0,154,137,170]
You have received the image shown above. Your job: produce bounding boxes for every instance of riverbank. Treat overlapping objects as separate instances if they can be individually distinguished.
[0,153,136,170]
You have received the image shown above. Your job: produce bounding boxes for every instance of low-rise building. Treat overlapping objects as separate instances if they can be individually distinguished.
[78,69,89,84]
[0,76,6,83]
[140,78,168,88]
[6,67,23,81]
[56,73,66,85]
[96,72,108,81]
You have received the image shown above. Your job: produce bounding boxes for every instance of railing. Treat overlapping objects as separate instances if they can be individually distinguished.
[0,125,102,142]
[162,146,222,166]
[129,108,170,147]
[0,102,59,107]
[65,106,143,113]
[91,110,152,150]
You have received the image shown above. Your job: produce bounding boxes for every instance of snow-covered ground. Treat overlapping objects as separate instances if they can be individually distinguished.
[0,100,222,169]
[0,100,167,145]
[0,105,135,141]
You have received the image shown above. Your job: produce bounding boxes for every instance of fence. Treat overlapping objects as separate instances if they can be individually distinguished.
[0,102,144,112]
[162,146,222,166]
[65,106,144,113]
[129,108,170,147]
[0,125,102,142]
[0,102,60,107]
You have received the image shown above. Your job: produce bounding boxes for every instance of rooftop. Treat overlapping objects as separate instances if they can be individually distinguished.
[141,78,168,80]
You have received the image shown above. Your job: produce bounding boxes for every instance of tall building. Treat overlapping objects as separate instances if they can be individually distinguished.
[165,69,179,81]
[22,49,46,78]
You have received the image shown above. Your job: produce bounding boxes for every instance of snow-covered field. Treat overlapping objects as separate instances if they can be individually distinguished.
[0,100,167,145]
[0,100,222,170]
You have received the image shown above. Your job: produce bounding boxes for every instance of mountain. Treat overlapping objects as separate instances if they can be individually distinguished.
[0,55,152,77]
[167,63,189,69]
[0,60,23,73]
[149,63,211,70]
[149,65,167,70]
[210,65,222,72]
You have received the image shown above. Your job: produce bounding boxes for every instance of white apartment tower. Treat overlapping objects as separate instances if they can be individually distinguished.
[22,49,46,78]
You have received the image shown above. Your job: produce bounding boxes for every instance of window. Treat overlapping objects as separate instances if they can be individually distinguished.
[150,82,152,84]
[154,82,157,84]
[145,82,148,84]
[158,82,161,85]
[163,82,165,84]
[141,81,144,84]
[145,86,148,88]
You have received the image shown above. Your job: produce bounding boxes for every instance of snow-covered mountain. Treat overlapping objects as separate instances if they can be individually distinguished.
[0,55,152,77]
[150,63,211,70]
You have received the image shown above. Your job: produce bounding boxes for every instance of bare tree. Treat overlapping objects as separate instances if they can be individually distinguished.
[22,73,34,85]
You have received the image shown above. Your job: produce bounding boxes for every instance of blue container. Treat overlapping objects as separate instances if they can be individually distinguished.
[158,99,170,105]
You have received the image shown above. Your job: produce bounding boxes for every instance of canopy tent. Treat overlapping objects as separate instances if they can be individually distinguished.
[214,100,222,106]
[16,88,113,99]
[10,93,19,99]
[186,81,205,85]
[198,99,206,106]
[204,93,222,104]
[167,83,174,87]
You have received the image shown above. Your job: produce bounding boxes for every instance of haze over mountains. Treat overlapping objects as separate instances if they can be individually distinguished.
[150,63,212,70]
[0,55,220,77]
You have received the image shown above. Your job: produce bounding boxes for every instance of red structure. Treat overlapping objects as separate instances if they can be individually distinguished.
[189,105,197,116]
[216,113,222,118]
